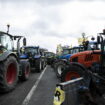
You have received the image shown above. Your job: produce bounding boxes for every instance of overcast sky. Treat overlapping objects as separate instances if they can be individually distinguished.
[0,0,105,52]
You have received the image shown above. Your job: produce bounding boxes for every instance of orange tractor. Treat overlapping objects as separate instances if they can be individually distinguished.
[61,30,105,104]
[61,39,101,82]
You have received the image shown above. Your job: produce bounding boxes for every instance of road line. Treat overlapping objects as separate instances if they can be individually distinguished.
[22,66,47,105]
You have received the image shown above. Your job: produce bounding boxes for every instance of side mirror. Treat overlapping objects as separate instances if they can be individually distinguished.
[97,36,101,43]
[23,38,26,46]
[103,29,105,35]
[91,37,95,41]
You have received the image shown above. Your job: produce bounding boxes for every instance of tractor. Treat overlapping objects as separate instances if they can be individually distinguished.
[44,51,56,66]
[20,46,46,72]
[0,28,30,93]
[54,46,84,78]
[61,30,105,105]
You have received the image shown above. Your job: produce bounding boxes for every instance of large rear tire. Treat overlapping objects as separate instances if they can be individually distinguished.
[0,56,19,93]
[61,65,84,82]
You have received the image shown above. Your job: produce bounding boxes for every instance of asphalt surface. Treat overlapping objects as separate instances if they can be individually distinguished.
[28,66,59,105]
[0,66,59,105]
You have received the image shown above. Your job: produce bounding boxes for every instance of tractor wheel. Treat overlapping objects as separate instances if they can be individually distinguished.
[61,65,84,82]
[55,61,66,78]
[20,61,30,81]
[42,61,46,70]
[0,56,19,93]
[36,59,42,72]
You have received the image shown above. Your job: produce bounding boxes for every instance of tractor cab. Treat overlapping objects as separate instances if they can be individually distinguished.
[62,48,72,55]
[71,46,84,54]
[0,31,13,51]
[20,46,40,59]
[83,40,101,51]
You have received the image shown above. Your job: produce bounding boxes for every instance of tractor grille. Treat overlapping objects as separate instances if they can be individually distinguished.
[85,54,93,61]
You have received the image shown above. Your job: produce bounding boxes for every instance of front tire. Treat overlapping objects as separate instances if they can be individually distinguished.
[55,61,66,78]
[0,56,19,93]
[20,61,30,81]
[36,59,42,72]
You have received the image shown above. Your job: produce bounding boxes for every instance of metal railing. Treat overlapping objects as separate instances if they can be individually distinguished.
[54,77,85,105]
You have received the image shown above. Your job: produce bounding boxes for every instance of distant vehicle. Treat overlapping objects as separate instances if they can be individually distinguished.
[44,51,56,65]
[20,46,46,72]
[55,46,84,78]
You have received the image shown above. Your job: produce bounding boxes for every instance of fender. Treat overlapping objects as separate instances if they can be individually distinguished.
[56,59,70,65]
[0,51,18,62]
[70,62,87,72]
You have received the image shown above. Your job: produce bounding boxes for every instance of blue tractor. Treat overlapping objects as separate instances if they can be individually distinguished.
[20,46,46,72]
[55,46,84,78]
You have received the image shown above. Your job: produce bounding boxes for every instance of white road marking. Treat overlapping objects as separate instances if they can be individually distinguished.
[22,66,47,105]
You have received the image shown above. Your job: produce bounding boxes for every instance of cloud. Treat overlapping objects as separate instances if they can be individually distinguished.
[0,0,105,52]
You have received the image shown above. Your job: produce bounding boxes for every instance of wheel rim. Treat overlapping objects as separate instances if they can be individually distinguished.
[65,71,80,82]
[6,63,17,85]
[57,65,63,75]
[25,66,30,77]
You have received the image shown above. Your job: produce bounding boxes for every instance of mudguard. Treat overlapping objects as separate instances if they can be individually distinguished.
[70,62,87,72]
[0,51,18,61]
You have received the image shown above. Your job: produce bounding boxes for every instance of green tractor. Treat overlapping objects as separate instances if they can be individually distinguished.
[44,51,56,65]
[0,29,30,93]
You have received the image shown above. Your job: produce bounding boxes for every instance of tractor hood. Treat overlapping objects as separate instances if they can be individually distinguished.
[20,54,28,59]
[34,55,41,59]
[63,54,72,60]
[70,50,101,68]
[59,54,72,60]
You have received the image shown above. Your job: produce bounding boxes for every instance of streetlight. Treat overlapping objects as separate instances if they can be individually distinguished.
[7,24,10,34]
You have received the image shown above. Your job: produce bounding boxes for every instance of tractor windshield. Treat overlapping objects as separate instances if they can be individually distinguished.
[45,52,54,57]
[87,42,101,50]
[72,47,84,54]
[63,49,71,55]
[24,47,38,55]
[0,33,13,50]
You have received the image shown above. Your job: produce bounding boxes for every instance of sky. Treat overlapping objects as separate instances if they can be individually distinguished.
[0,0,105,52]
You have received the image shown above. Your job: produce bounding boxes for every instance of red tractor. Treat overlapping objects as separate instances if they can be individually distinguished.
[61,39,101,82]
[61,30,105,104]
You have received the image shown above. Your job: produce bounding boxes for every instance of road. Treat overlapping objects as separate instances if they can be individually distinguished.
[0,66,59,105]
